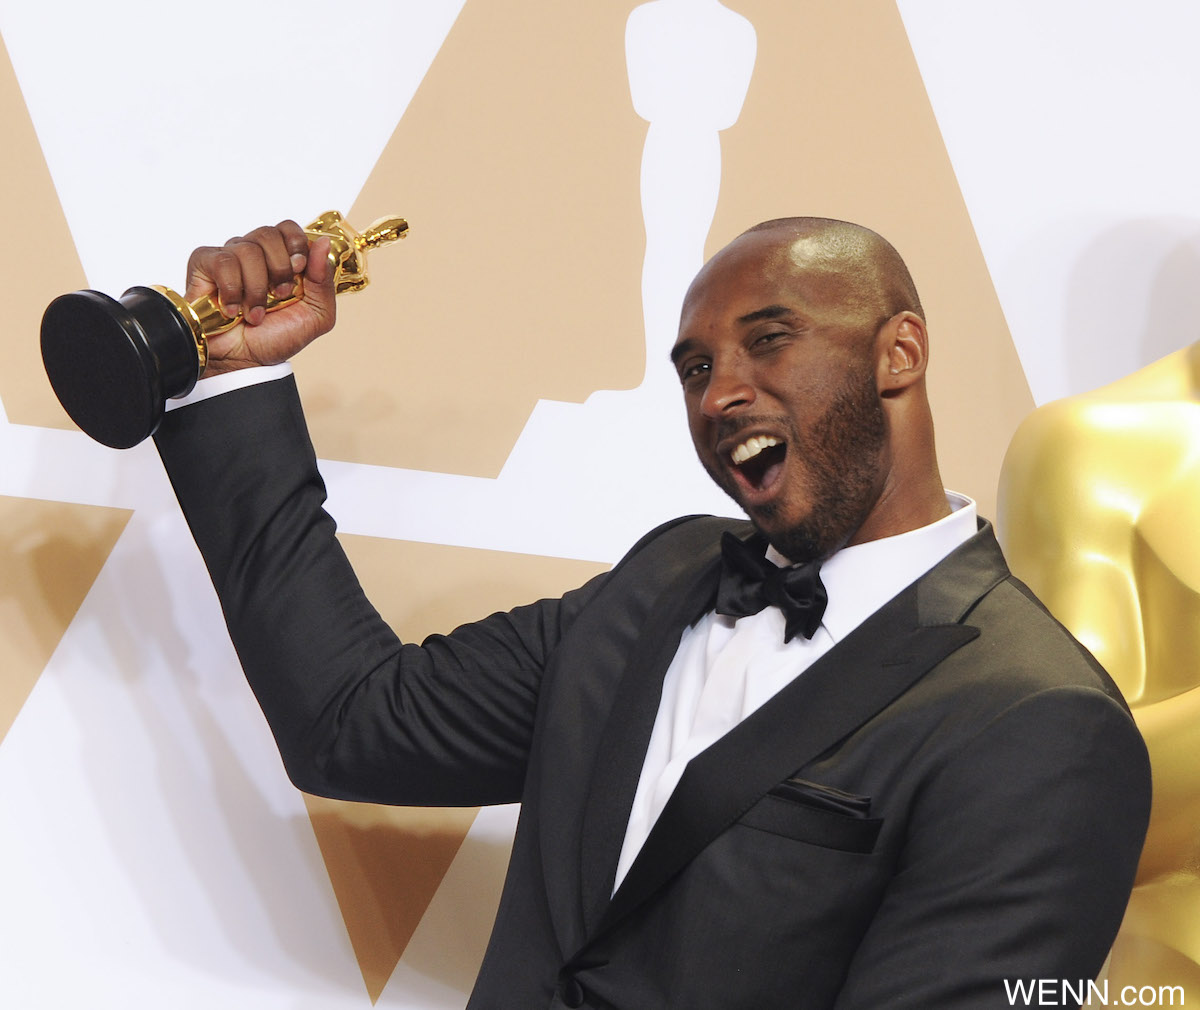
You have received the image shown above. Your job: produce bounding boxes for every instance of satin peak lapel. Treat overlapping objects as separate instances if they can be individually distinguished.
[575,539,727,936]
[594,526,1007,938]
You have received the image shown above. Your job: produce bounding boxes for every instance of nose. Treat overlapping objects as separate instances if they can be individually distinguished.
[699,363,756,418]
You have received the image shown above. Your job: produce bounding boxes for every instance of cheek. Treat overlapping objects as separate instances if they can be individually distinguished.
[683,403,709,444]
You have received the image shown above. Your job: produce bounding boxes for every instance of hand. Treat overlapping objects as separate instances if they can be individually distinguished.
[185,221,338,376]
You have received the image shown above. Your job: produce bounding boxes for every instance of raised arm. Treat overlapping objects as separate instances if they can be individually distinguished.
[155,224,600,807]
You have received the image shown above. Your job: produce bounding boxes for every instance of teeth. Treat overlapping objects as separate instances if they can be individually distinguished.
[731,435,782,465]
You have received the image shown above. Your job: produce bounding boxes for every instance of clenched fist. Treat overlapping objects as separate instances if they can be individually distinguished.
[186,221,338,376]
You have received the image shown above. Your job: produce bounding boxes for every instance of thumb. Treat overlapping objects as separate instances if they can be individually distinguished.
[302,235,338,316]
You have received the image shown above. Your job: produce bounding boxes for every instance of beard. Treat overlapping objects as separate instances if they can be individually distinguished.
[703,364,887,563]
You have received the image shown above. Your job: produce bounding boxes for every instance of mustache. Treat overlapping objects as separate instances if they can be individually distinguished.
[713,414,797,445]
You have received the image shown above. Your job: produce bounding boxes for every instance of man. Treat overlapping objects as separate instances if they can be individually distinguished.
[155,216,1150,1009]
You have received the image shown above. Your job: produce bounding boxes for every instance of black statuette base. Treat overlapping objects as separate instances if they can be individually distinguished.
[41,286,201,449]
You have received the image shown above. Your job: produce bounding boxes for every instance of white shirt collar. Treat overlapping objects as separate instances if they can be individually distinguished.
[765,491,977,643]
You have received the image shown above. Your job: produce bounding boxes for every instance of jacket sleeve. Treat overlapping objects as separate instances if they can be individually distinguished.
[154,374,604,807]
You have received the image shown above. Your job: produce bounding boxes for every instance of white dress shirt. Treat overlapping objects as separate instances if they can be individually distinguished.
[612,493,977,890]
[165,362,294,411]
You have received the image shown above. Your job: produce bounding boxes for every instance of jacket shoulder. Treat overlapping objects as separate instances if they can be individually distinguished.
[610,514,750,574]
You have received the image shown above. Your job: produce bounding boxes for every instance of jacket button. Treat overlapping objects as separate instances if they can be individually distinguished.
[560,976,585,1008]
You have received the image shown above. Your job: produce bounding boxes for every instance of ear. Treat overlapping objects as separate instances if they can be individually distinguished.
[875,311,929,396]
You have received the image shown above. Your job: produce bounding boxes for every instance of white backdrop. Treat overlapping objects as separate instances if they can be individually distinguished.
[2,2,1196,1007]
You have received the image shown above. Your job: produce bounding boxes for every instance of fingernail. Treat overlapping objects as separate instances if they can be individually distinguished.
[222,302,241,319]
[247,306,266,325]
[274,282,293,299]
[290,253,307,272]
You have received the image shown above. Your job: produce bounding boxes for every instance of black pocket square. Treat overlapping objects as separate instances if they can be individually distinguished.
[768,777,873,818]
[739,793,883,853]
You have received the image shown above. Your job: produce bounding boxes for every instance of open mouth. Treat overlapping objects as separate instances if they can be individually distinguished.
[729,435,787,495]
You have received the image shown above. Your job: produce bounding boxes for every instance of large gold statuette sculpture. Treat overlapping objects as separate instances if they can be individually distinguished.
[999,340,1200,995]
[40,210,407,449]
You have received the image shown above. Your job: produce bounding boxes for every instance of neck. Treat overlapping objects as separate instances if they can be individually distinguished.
[852,391,950,546]
[847,473,950,551]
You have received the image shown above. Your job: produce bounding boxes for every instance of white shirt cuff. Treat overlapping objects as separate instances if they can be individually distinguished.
[165,362,293,412]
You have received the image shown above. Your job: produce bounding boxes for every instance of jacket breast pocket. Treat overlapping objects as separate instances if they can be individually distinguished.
[737,791,883,854]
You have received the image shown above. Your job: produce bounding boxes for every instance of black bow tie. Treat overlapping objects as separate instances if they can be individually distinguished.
[715,531,828,643]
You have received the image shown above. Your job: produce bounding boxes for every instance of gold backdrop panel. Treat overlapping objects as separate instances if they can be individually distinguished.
[303,796,478,1004]
[300,0,648,478]
[0,35,88,430]
[0,495,132,743]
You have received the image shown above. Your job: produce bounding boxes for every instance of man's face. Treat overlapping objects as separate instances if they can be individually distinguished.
[672,230,890,562]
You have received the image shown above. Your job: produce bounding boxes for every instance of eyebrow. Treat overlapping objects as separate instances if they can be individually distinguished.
[670,305,796,364]
[669,338,697,366]
[737,304,794,325]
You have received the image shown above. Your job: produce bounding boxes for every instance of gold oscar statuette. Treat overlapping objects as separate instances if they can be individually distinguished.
[40,210,408,449]
[999,341,1200,993]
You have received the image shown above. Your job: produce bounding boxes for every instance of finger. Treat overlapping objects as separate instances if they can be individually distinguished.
[242,224,297,300]
[184,245,222,301]
[226,237,271,324]
[276,219,311,276]
[304,235,334,286]
[191,245,254,318]
[297,235,338,327]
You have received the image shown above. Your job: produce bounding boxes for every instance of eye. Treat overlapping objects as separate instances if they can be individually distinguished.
[752,331,788,349]
[678,359,710,386]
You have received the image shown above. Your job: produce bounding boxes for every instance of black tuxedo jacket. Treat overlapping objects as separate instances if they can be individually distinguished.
[156,376,1150,1010]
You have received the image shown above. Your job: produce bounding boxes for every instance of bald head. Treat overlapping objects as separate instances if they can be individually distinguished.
[740,217,924,326]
